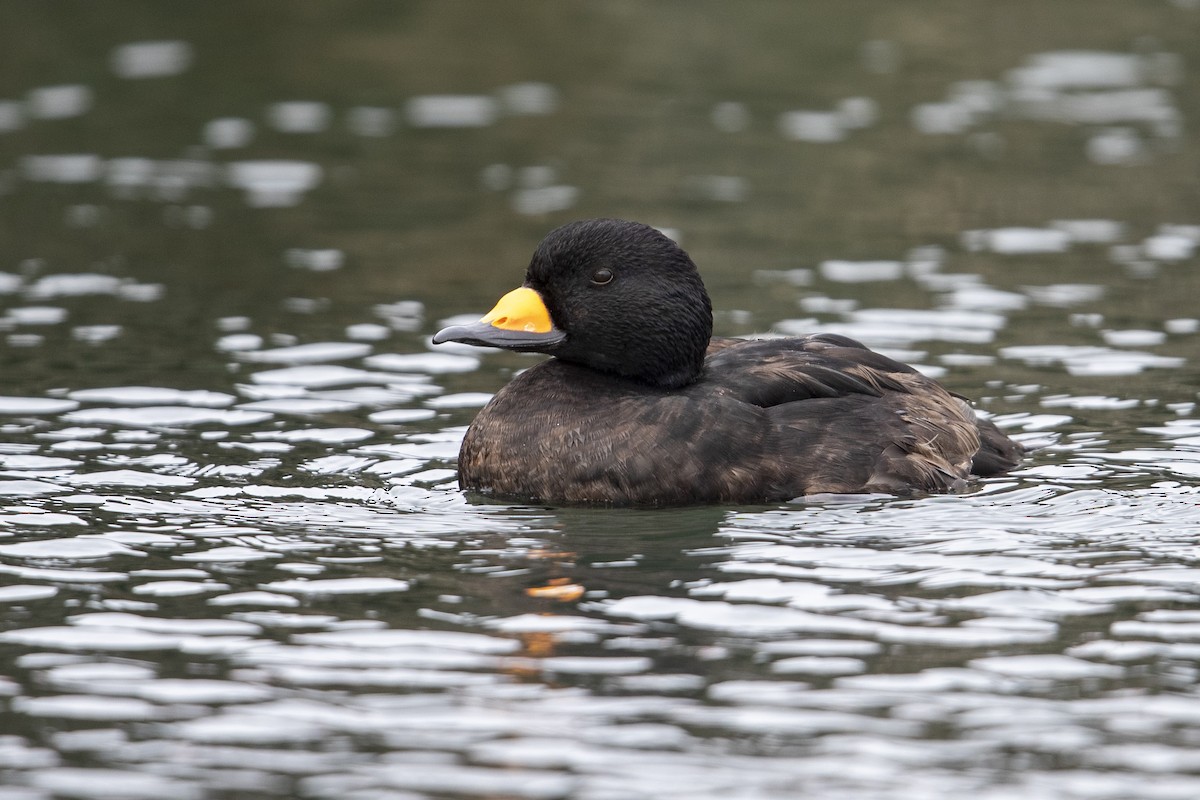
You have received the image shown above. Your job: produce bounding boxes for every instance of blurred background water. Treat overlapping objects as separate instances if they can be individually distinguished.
[2,2,1200,798]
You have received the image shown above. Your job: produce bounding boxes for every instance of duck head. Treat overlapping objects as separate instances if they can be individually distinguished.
[433,219,713,389]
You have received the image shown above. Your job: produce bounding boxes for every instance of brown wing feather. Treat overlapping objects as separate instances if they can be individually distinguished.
[698,336,1003,495]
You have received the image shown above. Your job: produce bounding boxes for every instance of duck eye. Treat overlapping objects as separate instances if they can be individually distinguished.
[591,268,614,285]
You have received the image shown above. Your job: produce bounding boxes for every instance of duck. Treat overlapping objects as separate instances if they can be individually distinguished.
[432,218,1023,506]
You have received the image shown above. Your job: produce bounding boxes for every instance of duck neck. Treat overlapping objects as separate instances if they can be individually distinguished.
[609,329,710,390]
[652,359,705,390]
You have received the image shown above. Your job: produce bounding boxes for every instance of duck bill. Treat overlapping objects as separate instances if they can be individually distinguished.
[432,286,566,352]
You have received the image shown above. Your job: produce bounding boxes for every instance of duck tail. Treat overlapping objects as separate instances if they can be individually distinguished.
[971,417,1024,476]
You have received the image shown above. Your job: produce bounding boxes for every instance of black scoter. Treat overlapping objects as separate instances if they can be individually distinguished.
[432,219,1022,505]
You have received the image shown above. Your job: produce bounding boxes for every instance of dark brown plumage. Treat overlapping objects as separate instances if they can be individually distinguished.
[432,219,1023,506]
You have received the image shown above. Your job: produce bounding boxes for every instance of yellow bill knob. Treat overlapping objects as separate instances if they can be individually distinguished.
[480,287,555,333]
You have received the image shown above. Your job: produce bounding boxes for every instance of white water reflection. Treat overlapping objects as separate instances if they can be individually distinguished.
[1000,344,1184,375]
[512,184,580,216]
[224,160,322,207]
[911,47,1186,167]
[406,95,499,128]
[1144,230,1198,260]
[26,84,93,119]
[962,227,1071,254]
[203,117,256,149]
[110,40,193,79]
[62,407,273,428]
[67,387,236,407]
[21,154,103,183]
[267,101,332,134]
[779,110,848,143]
[0,397,79,414]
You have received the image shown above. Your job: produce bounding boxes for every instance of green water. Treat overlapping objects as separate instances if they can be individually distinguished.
[2,3,1200,798]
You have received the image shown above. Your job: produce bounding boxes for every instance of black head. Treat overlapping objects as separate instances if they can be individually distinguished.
[434,219,713,389]
[528,219,712,388]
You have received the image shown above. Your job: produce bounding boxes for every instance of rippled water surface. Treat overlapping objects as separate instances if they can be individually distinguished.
[3,3,1200,799]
